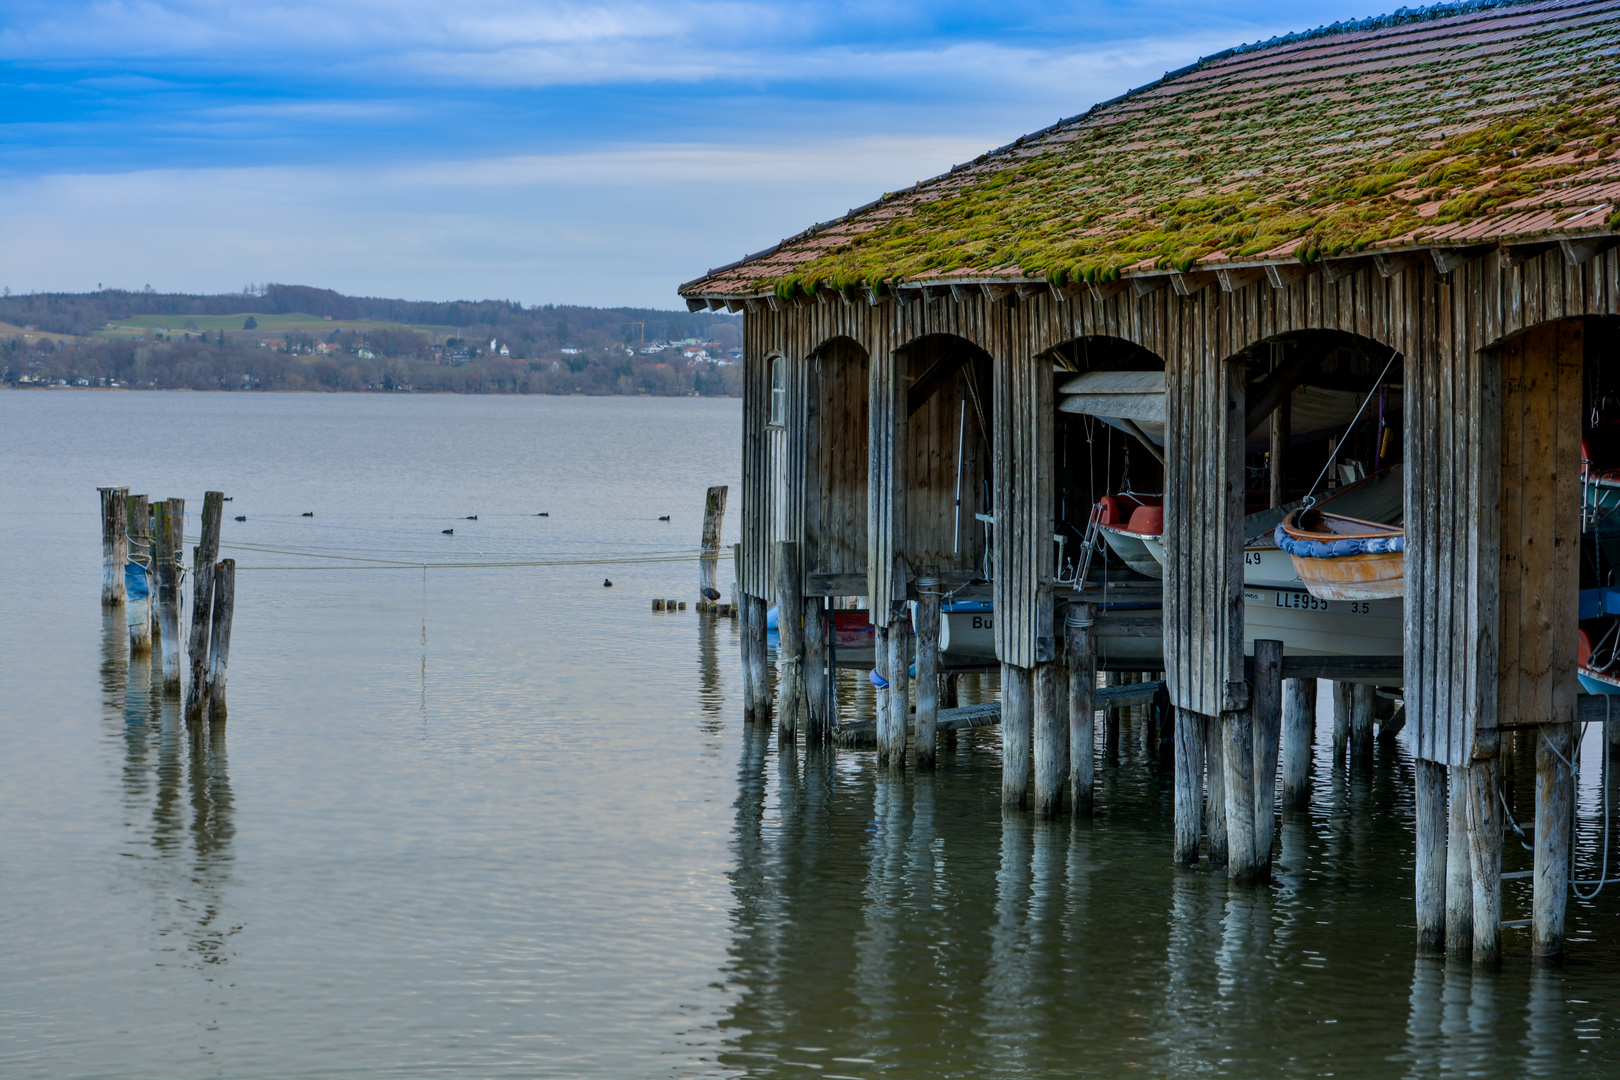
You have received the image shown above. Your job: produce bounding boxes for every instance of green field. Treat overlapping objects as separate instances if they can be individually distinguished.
[95,312,461,339]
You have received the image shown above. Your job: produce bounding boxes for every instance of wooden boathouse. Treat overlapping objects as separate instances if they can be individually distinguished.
[681,0,1620,965]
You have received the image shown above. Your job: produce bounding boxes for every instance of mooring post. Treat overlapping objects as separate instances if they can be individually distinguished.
[1465,744,1503,968]
[154,498,185,692]
[1205,716,1228,866]
[1066,604,1096,816]
[1446,764,1475,957]
[699,485,727,607]
[1331,681,1352,765]
[1252,639,1283,870]
[774,541,804,746]
[1533,723,1575,960]
[804,595,828,743]
[1222,707,1259,881]
[1414,757,1448,951]
[1173,707,1205,865]
[874,624,892,761]
[186,491,225,716]
[1032,659,1067,818]
[1001,662,1032,808]
[1280,678,1314,809]
[885,620,909,770]
[206,559,235,722]
[125,493,153,654]
[1350,682,1375,770]
[98,486,129,607]
[914,577,941,770]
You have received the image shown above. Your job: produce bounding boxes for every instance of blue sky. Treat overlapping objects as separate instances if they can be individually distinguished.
[2,0,1387,308]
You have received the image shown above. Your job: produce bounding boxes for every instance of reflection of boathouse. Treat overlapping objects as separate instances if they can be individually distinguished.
[682,0,1620,966]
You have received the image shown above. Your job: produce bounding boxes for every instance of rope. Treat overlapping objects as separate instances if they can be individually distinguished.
[1301,347,1401,508]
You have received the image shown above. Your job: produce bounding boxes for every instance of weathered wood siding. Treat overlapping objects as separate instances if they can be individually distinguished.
[868,334,907,627]
[739,247,1619,731]
[992,312,1054,668]
[901,344,990,581]
[804,338,869,581]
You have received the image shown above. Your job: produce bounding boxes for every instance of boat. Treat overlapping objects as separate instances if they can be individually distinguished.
[766,605,887,664]
[936,597,1165,666]
[1092,494,1165,578]
[1276,465,1405,601]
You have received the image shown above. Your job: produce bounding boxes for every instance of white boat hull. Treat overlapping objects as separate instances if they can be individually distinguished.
[1243,587,1402,656]
[1142,535,1301,589]
[1099,526,1164,578]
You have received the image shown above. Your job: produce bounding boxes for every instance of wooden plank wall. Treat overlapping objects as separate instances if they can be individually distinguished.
[902,344,990,580]
[868,330,907,627]
[736,248,1618,720]
[804,338,870,580]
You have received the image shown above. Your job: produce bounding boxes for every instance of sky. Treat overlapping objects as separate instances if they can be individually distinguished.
[2,0,1394,309]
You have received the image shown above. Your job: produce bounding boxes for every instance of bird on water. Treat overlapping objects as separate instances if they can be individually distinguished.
[442,529,454,535]
[466,515,477,520]
[702,587,721,601]
[301,511,314,517]
[536,512,549,517]
[658,515,670,521]
[603,578,613,587]
[234,515,246,522]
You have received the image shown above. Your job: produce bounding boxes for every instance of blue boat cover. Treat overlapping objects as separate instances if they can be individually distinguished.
[1274,524,1404,558]
[124,562,150,601]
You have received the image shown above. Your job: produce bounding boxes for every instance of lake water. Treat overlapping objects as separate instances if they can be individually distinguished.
[4,390,1620,1079]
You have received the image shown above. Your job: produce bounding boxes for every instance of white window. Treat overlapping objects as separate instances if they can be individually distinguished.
[769,357,785,425]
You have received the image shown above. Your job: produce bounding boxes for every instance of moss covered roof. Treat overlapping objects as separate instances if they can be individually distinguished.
[681,0,1620,300]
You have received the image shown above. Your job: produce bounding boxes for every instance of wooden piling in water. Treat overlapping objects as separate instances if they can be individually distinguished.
[1349,682,1375,770]
[125,493,153,654]
[1465,748,1503,968]
[1533,723,1575,960]
[804,595,828,743]
[1205,716,1228,866]
[1173,707,1204,865]
[1330,681,1352,764]
[99,486,129,607]
[774,541,804,746]
[745,594,769,725]
[1446,764,1474,957]
[153,498,185,692]
[1001,663,1032,807]
[699,485,727,604]
[874,624,892,762]
[1222,708,1259,881]
[1414,758,1448,951]
[914,578,941,770]
[1066,605,1096,817]
[1280,678,1314,809]
[206,559,235,722]
[1032,659,1066,818]
[1251,639,1282,871]
[885,623,909,770]
[186,491,225,716]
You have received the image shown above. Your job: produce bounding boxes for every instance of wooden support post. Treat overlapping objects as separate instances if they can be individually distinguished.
[1032,660,1066,818]
[885,624,909,769]
[98,486,129,607]
[125,494,153,654]
[1206,715,1228,866]
[739,590,757,721]
[1533,723,1575,960]
[874,624,891,760]
[1173,707,1204,865]
[1280,677,1313,808]
[1466,750,1503,968]
[699,485,728,604]
[1222,708,1259,881]
[1414,758,1448,951]
[1067,604,1096,816]
[153,498,185,692]
[1001,662,1032,807]
[1446,764,1475,957]
[206,559,235,722]
[1269,379,1290,509]
[1350,682,1375,770]
[774,541,804,746]
[914,578,941,770]
[804,595,828,743]
[1331,681,1352,764]
[1252,639,1282,869]
[744,594,769,725]
[186,491,225,716]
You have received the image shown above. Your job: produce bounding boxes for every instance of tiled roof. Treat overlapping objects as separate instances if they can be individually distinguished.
[681,0,1620,300]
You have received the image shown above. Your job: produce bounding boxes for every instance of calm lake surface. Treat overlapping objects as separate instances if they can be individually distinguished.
[4,390,1620,1079]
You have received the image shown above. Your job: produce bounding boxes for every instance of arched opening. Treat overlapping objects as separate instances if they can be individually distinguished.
[803,337,869,587]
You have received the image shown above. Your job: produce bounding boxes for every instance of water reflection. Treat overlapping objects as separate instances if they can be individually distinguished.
[718,713,1620,1078]
[102,614,238,980]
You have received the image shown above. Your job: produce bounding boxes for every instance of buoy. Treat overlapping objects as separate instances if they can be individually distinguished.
[658,515,670,521]
[234,515,246,522]
[466,515,477,520]
[442,529,453,535]
[301,511,314,517]
[603,578,613,587]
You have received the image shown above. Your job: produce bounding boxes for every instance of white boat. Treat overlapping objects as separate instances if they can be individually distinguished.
[1093,494,1165,578]
[938,600,1164,665]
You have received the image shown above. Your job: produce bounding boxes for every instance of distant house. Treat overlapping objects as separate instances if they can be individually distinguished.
[357,348,376,359]
[561,347,580,355]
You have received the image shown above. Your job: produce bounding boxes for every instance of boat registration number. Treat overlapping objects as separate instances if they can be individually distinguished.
[1275,591,1331,612]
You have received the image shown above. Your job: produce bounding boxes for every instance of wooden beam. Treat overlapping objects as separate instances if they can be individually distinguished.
[906,351,971,418]
[1560,236,1616,266]
[806,571,867,596]
[743,298,761,313]
[865,285,883,306]
[1216,267,1265,293]
[1431,246,1489,275]
[765,295,782,312]
[1373,252,1421,278]
[894,287,919,306]
[1499,241,1555,269]
[1014,282,1045,300]
[1090,279,1129,301]
[980,282,1014,303]
[686,298,708,312]
[1320,256,1370,284]
[1170,271,1218,296]
[1266,262,1315,289]
[1244,344,1318,433]
[1245,654,1402,682]
[949,283,976,303]
[725,299,745,313]
[1130,275,1166,298]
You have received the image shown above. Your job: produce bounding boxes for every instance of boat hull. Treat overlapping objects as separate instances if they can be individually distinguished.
[1142,536,1302,590]
[1098,526,1164,579]
[1243,586,1403,656]
[1285,551,1404,601]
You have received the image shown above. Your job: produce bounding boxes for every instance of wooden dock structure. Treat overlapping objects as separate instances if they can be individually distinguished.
[682,0,1620,965]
